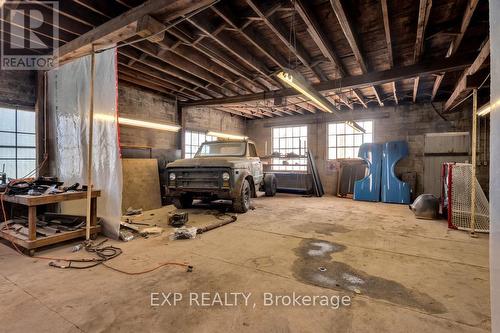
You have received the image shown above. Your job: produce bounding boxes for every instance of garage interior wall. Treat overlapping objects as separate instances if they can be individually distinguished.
[246,102,488,197]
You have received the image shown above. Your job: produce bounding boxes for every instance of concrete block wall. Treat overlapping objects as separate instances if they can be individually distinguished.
[182,106,247,135]
[118,82,178,149]
[0,70,36,108]
[246,102,489,196]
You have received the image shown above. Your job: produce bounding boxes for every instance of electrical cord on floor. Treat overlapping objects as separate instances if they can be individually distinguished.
[1,193,193,274]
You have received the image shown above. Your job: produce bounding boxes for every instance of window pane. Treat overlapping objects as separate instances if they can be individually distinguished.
[17,160,36,178]
[337,136,345,146]
[337,123,345,134]
[0,160,16,179]
[329,148,336,160]
[355,134,363,146]
[0,132,15,145]
[338,149,345,159]
[17,110,35,133]
[0,147,15,158]
[364,134,373,143]
[185,132,191,144]
[272,126,307,171]
[17,148,36,159]
[0,108,15,131]
[17,133,36,147]
[346,135,354,147]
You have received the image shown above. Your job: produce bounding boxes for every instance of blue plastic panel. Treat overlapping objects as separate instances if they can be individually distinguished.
[353,143,383,202]
[381,141,411,204]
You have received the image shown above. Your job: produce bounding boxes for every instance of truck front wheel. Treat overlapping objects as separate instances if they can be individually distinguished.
[232,179,251,213]
[174,194,193,209]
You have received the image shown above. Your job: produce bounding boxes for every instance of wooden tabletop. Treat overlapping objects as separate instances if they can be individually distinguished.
[1,190,101,206]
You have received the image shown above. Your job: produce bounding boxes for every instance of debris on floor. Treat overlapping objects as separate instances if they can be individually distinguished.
[168,212,188,227]
[171,226,198,240]
[125,207,143,216]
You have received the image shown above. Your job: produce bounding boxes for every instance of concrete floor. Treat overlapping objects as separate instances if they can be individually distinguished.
[0,194,490,332]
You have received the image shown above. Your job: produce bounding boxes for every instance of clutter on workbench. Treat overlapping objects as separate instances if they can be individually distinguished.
[4,176,85,196]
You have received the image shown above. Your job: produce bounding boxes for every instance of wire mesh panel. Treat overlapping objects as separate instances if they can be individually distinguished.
[450,163,489,232]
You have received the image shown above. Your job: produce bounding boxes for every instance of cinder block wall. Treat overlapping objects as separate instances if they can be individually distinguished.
[118,82,178,149]
[182,106,247,134]
[0,70,36,108]
[246,102,489,196]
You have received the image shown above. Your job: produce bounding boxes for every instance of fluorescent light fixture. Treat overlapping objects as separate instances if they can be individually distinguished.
[93,114,181,132]
[277,68,365,133]
[477,103,491,117]
[277,69,336,114]
[118,117,181,132]
[207,131,248,140]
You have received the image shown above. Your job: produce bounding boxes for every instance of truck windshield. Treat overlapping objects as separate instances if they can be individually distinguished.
[195,142,246,157]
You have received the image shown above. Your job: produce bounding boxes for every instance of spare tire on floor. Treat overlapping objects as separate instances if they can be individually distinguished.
[263,173,277,197]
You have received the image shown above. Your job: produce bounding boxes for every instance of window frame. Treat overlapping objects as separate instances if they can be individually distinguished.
[327,120,373,160]
[271,125,308,171]
[0,106,37,179]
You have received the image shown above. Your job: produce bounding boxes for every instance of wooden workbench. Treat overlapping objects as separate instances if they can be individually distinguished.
[0,191,101,255]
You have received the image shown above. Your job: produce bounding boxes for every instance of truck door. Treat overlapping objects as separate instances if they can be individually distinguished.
[248,143,263,184]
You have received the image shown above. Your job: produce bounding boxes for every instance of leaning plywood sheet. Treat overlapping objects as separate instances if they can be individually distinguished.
[122,159,161,213]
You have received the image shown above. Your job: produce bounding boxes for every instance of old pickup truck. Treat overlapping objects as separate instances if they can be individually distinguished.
[166,140,277,213]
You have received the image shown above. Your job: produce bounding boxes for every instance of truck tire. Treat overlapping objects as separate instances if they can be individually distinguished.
[232,179,251,213]
[174,194,193,209]
[263,174,277,197]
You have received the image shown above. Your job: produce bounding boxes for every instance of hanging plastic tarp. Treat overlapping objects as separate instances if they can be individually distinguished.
[47,49,122,239]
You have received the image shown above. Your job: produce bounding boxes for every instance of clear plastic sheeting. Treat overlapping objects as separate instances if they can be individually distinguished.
[47,49,122,239]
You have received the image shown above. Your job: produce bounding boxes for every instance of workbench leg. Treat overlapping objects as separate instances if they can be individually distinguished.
[28,206,36,241]
[90,197,98,239]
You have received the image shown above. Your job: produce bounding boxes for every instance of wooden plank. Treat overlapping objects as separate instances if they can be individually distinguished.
[122,159,161,212]
[381,0,397,104]
[56,0,215,64]
[182,56,473,106]
[433,0,479,101]
[444,39,490,111]
[330,0,382,106]
[1,191,101,206]
[446,0,480,57]
[28,206,36,241]
[413,0,432,102]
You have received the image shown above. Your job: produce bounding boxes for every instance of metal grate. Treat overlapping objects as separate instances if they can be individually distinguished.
[450,163,489,232]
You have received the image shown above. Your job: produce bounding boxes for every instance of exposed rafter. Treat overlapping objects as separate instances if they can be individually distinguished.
[330,0,383,106]
[412,0,432,103]
[380,0,397,104]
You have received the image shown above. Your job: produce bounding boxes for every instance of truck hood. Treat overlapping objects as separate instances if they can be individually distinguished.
[167,157,250,169]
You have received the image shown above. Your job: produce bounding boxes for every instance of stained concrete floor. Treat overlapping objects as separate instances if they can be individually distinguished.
[0,194,491,332]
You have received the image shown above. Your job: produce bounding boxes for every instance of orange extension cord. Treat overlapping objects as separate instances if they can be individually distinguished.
[0,192,192,275]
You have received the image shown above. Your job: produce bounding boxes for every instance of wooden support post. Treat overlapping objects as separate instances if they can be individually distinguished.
[85,46,96,241]
[28,206,36,241]
[470,88,477,236]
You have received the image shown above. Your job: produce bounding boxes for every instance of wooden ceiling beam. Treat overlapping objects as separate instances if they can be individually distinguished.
[56,0,216,64]
[185,17,280,90]
[181,55,473,106]
[330,0,383,106]
[245,0,326,82]
[432,0,479,101]
[380,0,397,105]
[119,47,219,99]
[413,0,432,103]
[119,72,186,100]
[295,0,366,108]
[444,38,489,111]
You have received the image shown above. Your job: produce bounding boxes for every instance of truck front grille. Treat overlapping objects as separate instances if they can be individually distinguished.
[174,170,223,189]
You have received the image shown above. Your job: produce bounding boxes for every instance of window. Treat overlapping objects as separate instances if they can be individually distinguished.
[328,120,373,159]
[272,126,307,171]
[184,130,216,158]
[0,107,37,179]
[248,143,257,157]
[197,142,246,157]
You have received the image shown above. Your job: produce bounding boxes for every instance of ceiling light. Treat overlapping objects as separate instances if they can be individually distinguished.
[207,131,248,140]
[118,117,181,132]
[477,103,491,117]
[277,68,365,133]
[93,114,181,132]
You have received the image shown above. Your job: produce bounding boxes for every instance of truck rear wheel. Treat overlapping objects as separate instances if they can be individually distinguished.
[264,174,277,197]
[174,194,193,209]
[233,179,251,213]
